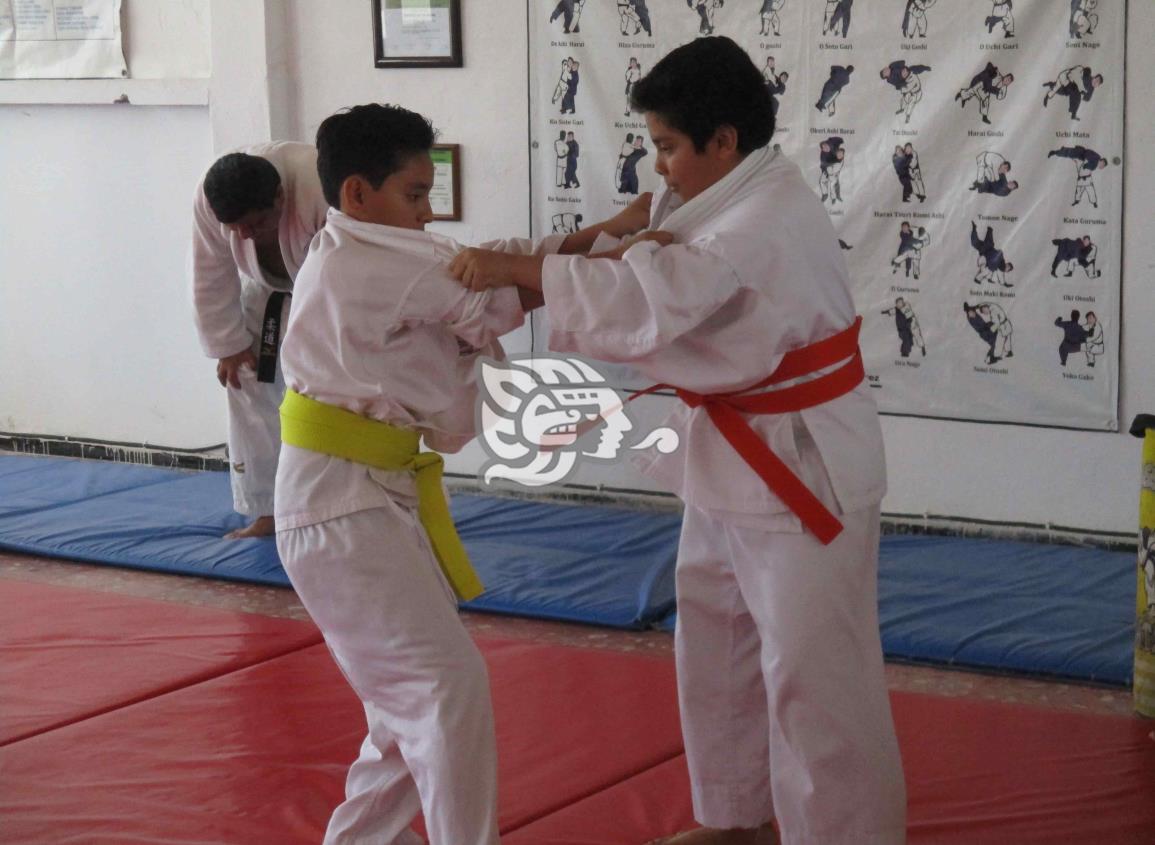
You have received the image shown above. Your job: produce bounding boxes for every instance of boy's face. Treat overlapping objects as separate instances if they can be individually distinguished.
[645,112,741,203]
[344,153,435,231]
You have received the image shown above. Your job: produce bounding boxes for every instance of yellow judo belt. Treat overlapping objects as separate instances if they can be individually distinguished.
[279,389,484,601]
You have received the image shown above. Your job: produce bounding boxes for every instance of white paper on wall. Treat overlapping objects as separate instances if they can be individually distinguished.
[528,0,1122,431]
[0,0,126,79]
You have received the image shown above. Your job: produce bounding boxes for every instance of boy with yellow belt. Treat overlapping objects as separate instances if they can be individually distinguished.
[275,103,647,844]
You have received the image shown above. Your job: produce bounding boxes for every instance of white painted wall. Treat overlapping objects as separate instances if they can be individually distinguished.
[0,0,215,446]
[284,0,533,248]
[1,0,1152,534]
[123,0,210,80]
[0,105,216,444]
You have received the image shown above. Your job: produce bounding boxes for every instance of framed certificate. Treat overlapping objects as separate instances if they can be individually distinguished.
[429,144,462,221]
[372,0,463,69]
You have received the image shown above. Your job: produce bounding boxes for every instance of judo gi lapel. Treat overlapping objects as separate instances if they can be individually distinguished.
[651,145,779,240]
[327,208,453,260]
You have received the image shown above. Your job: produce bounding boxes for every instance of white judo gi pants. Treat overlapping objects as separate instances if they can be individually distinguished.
[822,0,839,33]
[909,165,925,199]
[993,322,1013,359]
[674,503,906,844]
[899,79,922,122]
[227,278,287,516]
[277,502,499,845]
[1074,170,1098,206]
[991,1,1013,34]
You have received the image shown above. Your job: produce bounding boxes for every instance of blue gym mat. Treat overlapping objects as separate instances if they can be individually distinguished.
[0,455,678,629]
[876,534,1134,685]
[658,533,1135,685]
[453,494,679,627]
[0,455,1136,683]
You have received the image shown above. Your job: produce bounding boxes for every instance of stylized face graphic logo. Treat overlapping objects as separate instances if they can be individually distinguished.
[477,356,677,487]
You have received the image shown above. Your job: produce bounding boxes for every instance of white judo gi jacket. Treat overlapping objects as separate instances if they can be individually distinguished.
[190,142,328,516]
[543,145,886,531]
[275,211,560,845]
[190,141,328,360]
[542,147,906,844]
[276,210,549,530]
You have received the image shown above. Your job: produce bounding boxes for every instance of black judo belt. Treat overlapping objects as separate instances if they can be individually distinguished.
[257,291,291,383]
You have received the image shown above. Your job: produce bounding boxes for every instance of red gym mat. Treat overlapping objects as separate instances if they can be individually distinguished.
[4,579,1152,844]
[896,690,1155,844]
[0,637,683,844]
[507,693,1155,845]
[0,578,322,744]
[504,754,695,844]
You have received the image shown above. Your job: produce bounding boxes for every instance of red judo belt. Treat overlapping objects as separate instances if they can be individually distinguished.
[636,317,865,545]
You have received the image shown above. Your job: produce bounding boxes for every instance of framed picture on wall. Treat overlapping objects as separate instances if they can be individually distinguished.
[372,0,463,69]
[429,144,462,221]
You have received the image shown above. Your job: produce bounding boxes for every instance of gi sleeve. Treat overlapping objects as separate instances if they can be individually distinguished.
[480,233,568,256]
[589,231,624,255]
[399,264,526,349]
[542,239,741,361]
[189,184,250,359]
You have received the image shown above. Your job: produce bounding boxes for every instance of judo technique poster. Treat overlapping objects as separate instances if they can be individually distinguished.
[528,0,1123,430]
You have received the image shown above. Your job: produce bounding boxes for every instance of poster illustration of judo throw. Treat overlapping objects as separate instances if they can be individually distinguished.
[527,0,1123,431]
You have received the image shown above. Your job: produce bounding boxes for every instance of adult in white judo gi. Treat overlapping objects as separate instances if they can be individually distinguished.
[955,63,1013,124]
[1083,311,1104,366]
[617,133,637,189]
[191,142,328,538]
[904,143,926,201]
[692,0,723,36]
[625,57,643,115]
[818,136,846,206]
[898,69,924,124]
[973,150,1011,189]
[979,303,1013,360]
[450,36,906,845]
[1049,145,1108,208]
[1043,65,1103,121]
[277,104,651,845]
[551,57,573,108]
[970,222,1014,287]
[822,0,839,35]
[891,222,929,280]
[552,211,584,233]
[881,297,925,358]
[618,0,643,35]
[759,0,784,37]
[1070,0,1098,39]
[901,0,935,38]
[554,130,569,188]
[880,62,930,125]
[985,0,1014,36]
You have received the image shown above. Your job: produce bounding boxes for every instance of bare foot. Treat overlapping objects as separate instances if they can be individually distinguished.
[646,822,779,845]
[225,515,275,539]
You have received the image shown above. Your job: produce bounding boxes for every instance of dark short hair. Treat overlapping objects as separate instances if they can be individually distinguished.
[315,103,435,209]
[203,153,281,224]
[630,36,774,154]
